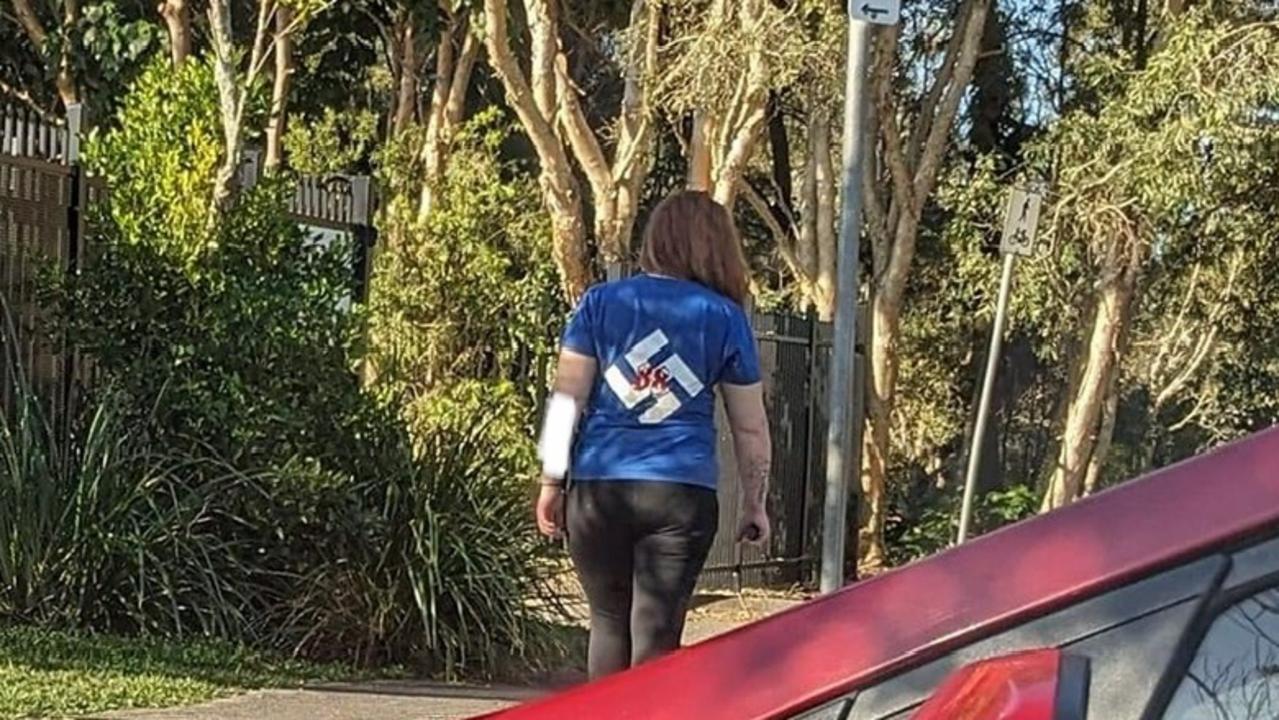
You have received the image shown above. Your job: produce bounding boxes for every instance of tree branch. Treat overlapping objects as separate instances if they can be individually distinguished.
[11,0,48,48]
[1167,389,1209,434]
[0,77,55,120]
[908,0,967,164]
[484,0,561,158]
[743,181,805,284]
[613,0,658,183]
[872,25,913,216]
[208,0,243,217]
[525,0,558,121]
[798,120,820,277]
[445,17,480,127]
[264,4,295,169]
[912,0,991,210]
[429,17,459,126]
[555,54,610,204]
[247,0,277,83]
[862,149,888,256]
[1147,261,1201,388]
[713,96,768,205]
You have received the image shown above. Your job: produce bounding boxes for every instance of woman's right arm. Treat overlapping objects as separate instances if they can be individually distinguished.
[722,382,772,544]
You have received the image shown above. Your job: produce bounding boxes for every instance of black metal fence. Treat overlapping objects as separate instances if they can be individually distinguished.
[699,309,865,590]
[0,103,377,429]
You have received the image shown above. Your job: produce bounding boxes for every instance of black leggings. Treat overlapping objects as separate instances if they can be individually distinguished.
[567,480,718,679]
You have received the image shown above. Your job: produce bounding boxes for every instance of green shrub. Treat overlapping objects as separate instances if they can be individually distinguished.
[1,306,559,674]
[60,58,393,479]
[369,109,564,413]
[53,181,396,479]
[886,483,1039,566]
[0,308,262,638]
[272,408,552,675]
[15,58,565,676]
[84,58,224,271]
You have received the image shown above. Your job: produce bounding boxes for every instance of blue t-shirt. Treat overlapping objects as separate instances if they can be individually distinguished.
[560,274,762,489]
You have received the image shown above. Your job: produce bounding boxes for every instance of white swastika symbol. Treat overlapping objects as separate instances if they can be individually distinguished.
[604,330,705,424]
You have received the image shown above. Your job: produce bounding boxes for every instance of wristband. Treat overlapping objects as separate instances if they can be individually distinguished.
[538,392,578,480]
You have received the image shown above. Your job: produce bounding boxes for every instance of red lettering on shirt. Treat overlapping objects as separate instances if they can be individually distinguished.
[633,365,671,393]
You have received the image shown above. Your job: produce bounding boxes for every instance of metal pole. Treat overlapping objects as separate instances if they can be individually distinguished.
[956,252,1017,544]
[820,15,874,595]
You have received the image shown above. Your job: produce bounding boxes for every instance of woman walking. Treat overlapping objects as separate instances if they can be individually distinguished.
[535,190,773,679]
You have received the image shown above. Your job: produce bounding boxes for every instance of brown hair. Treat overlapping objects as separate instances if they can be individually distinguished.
[638,191,750,305]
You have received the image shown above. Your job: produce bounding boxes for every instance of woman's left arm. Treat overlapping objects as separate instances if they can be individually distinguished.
[535,349,597,537]
[552,349,598,408]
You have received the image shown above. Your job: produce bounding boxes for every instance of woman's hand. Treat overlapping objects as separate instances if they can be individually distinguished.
[737,502,771,546]
[535,482,566,538]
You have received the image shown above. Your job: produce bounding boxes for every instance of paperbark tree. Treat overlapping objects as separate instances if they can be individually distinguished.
[857,0,992,570]
[483,0,660,300]
[1038,15,1277,511]
[417,7,480,218]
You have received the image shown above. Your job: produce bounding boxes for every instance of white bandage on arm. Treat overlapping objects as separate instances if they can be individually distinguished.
[537,392,580,480]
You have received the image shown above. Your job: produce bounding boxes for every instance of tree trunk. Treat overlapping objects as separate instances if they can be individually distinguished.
[392,22,419,133]
[812,113,836,321]
[484,0,592,300]
[1083,376,1120,496]
[857,0,992,572]
[1042,267,1138,511]
[423,18,456,145]
[57,0,81,107]
[545,179,592,300]
[159,0,192,65]
[688,111,713,192]
[264,6,295,170]
[54,66,79,109]
[208,0,243,217]
[606,0,660,263]
[859,292,900,572]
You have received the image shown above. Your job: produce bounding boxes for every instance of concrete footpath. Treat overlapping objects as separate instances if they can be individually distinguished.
[87,593,802,720]
[87,682,534,720]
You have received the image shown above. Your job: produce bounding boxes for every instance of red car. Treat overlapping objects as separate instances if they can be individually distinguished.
[480,426,1279,719]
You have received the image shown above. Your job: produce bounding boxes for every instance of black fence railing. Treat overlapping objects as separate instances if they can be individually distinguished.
[700,309,865,590]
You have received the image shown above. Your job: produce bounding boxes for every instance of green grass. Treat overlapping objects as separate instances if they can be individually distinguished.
[0,626,392,719]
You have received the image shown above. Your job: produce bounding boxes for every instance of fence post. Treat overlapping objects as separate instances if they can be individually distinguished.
[61,103,86,440]
[605,261,628,281]
[64,104,84,269]
[238,149,261,191]
[348,175,376,303]
[64,104,82,165]
[799,307,821,582]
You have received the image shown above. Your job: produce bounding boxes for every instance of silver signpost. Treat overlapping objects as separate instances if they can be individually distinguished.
[820,0,900,595]
[956,186,1043,545]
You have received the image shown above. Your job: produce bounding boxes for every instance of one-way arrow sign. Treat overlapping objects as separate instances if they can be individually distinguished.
[852,0,901,26]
